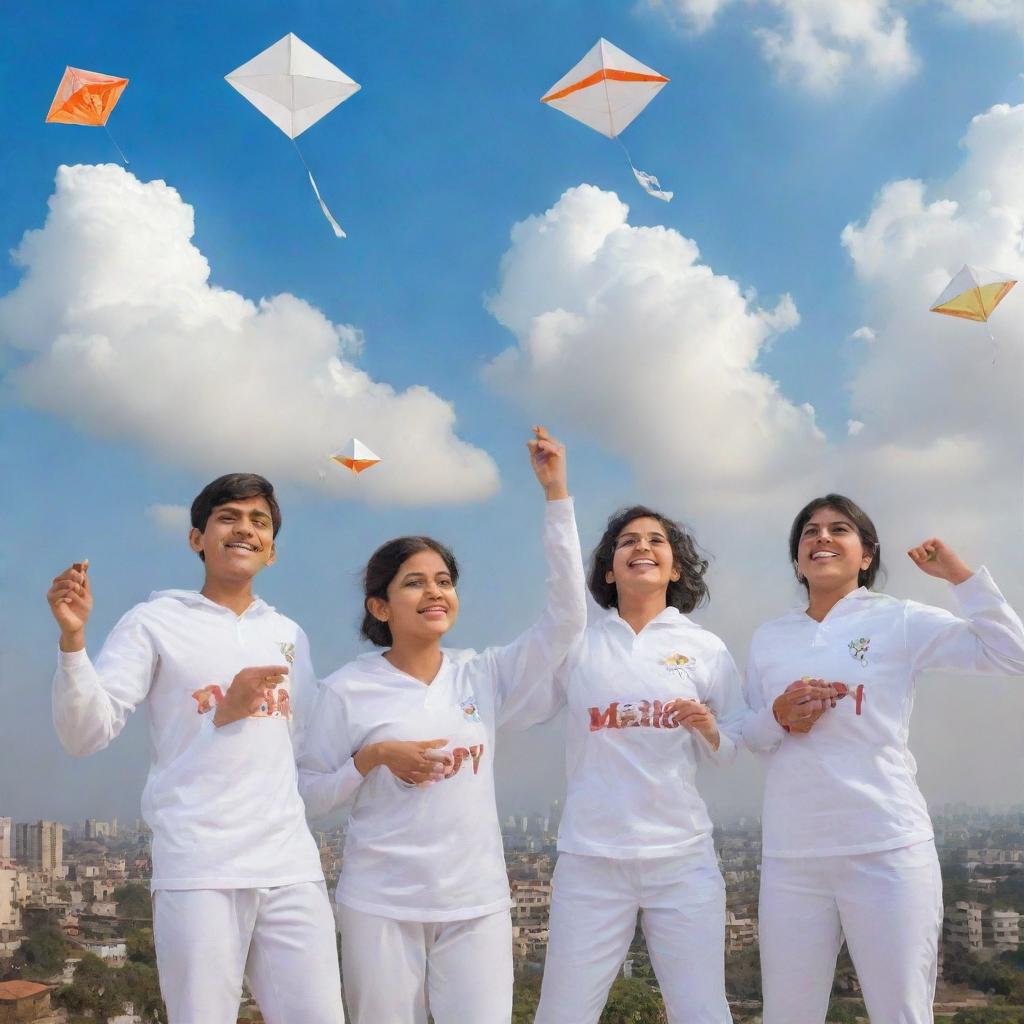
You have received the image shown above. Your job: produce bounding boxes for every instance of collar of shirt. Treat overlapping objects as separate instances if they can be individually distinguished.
[148,588,273,618]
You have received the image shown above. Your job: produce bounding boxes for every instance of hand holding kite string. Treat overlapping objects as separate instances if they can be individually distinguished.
[213,665,289,728]
[665,698,720,750]
[354,739,454,786]
[772,678,837,734]
[527,425,569,501]
[47,560,92,652]
[907,538,973,585]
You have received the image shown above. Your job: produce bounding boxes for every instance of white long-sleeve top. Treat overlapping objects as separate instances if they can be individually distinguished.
[297,498,586,922]
[743,568,1024,858]
[545,607,747,859]
[52,590,324,890]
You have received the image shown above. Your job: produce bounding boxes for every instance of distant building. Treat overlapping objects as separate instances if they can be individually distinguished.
[725,910,759,953]
[983,908,1021,953]
[0,869,20,931]
[944,901,985,951]
[0,980,56,1024]
[0,820,11,861]
[13,822,62,874]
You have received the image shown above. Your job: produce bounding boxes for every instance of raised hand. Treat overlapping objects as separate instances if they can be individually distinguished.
[213,665,289,728]
[772,678,837,734]
[527,425,569,501]
[47,561,92,652]
[666,698,720,751]
[907,537,973,585]
[355,738,454,785]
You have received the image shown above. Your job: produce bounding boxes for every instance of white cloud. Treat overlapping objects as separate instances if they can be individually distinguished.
[484,184,823,523]
[146,504,191,534]
[850,326,877,342]
[0,164,498,506]
[940,0,1024,31]
[636,0,736,33]
[847,419,865,435]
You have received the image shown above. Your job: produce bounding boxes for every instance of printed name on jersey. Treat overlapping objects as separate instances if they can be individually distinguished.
[848,636,870,664]
[662,652,695,677]
[190,683,291,719]
[459,696,481,722]
[442,744,484,778]
[588,698,698,732]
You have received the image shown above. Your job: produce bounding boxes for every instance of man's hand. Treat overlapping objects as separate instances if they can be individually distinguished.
[213,666,289,728]
[907,538,973,585]
[354,739,453,785]
[772,678,837,734]
[527,425,569,501]
[666,698,720,750]
[47,561,92,652]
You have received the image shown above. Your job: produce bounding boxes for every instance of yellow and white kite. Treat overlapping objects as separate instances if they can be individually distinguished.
[930,265,1016,323]
[542,38,672,202]
[330,438,381,475]
[226,33,360,237]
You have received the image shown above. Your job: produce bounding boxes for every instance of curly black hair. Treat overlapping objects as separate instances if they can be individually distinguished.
[589,505,709,613]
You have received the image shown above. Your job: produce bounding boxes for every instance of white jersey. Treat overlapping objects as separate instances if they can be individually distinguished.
[551,606,747,859]
[743,568,1024,858]
[298,498,586,921]
[52,590,323,890]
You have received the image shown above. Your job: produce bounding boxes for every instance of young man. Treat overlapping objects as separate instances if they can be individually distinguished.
[47,474,344,1024]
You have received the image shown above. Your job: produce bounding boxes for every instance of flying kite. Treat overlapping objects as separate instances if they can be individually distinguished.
[46,66,130,164]
[930,265,1016,323]
[541,38,672,202]
[226,33,360,238]
[330,438,381,475]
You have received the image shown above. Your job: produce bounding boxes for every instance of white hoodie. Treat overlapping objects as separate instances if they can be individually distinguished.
[52,590,323,890]
[297,498,586,921]
[743,569,1024,858]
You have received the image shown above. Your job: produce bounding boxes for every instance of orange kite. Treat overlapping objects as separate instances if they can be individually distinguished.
[46,66,128,127]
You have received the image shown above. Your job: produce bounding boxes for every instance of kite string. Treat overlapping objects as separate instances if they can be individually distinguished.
[104,125,129,165]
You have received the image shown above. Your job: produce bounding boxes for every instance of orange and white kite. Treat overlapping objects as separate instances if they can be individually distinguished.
[46,66,130,163]
[330,438,381,475]
[930,265,1016,323]
[542,38,672,202]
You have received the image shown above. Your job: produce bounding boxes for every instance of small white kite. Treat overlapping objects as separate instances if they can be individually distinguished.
[330,438,381,475]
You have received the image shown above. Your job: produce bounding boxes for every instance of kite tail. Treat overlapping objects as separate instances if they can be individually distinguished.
[292,140,346,239]
[616,137,673,203]
[104,126,129,165]
[984,321,997,367]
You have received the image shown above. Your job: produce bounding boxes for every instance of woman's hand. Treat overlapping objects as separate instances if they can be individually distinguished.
[354,738,453,785]
[47,560,92,652]
[667,698,720,750]
[907,538,973,585]
[772,678,837,734]
[527,425,569,501]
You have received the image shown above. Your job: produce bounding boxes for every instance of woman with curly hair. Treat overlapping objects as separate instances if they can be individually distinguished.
[532,506,746,1024]
[744,494,1024,1024]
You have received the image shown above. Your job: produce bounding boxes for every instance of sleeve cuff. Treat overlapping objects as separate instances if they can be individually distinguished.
[57,646,90,669]
[952,566,1003,613]
[544,496,575,520]
[742,704,786,751]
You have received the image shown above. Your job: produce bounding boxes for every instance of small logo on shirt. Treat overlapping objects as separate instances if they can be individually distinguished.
[588,699,696,731]
[459,696,481,722]
[848,637,870,664]
[662,652,695,677]
[279,642,296,665]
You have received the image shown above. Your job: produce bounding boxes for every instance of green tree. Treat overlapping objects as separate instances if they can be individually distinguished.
[726,948,762,1000]
[599,976,667,1023]
[126,927,157,966]
[114,882,153,919]
[17,925,67,976]
[511,970,542,1024]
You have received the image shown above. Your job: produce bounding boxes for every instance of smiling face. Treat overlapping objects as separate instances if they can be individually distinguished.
[188,496,276,581]
[796,506,874,596]
[368,549,460,645]
[606,516,681,599]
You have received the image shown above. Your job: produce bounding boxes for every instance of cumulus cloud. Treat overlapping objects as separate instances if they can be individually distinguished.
[146,504,191,534]
[636,0,735,33]
[484,184,824,525]
[941,0,1024,31]
[0,164,498,506]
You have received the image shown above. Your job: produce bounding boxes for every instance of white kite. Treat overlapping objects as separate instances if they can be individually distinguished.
[330,438,381,475]
[541,38,672,202]
[226,33,360,237]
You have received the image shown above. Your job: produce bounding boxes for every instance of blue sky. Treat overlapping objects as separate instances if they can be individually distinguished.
[4,1,1024,824]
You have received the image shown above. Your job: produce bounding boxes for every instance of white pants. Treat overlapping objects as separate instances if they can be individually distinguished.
[759,841,943,1024]
[153,881,344,1024]
[337,903,513,1024]
[536,841,732,1024]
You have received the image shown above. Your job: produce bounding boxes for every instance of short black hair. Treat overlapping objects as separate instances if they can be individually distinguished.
[361,536,460,647]
[788,493,882,591]
[589,505,710,614]
[191,474,282,538]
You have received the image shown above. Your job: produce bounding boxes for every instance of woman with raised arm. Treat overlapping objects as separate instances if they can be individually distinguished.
[297,426,586,1024]
[532,506,747,1024]
[743,493,1024,1024]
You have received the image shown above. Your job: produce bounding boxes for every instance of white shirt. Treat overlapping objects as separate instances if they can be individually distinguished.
[297,498,586,922]
[743,569,1024,858]
[549,606,747,859]
[52,590,324,890]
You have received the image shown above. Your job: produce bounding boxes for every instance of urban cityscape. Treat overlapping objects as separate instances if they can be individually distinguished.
[1,805,1022,1022]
